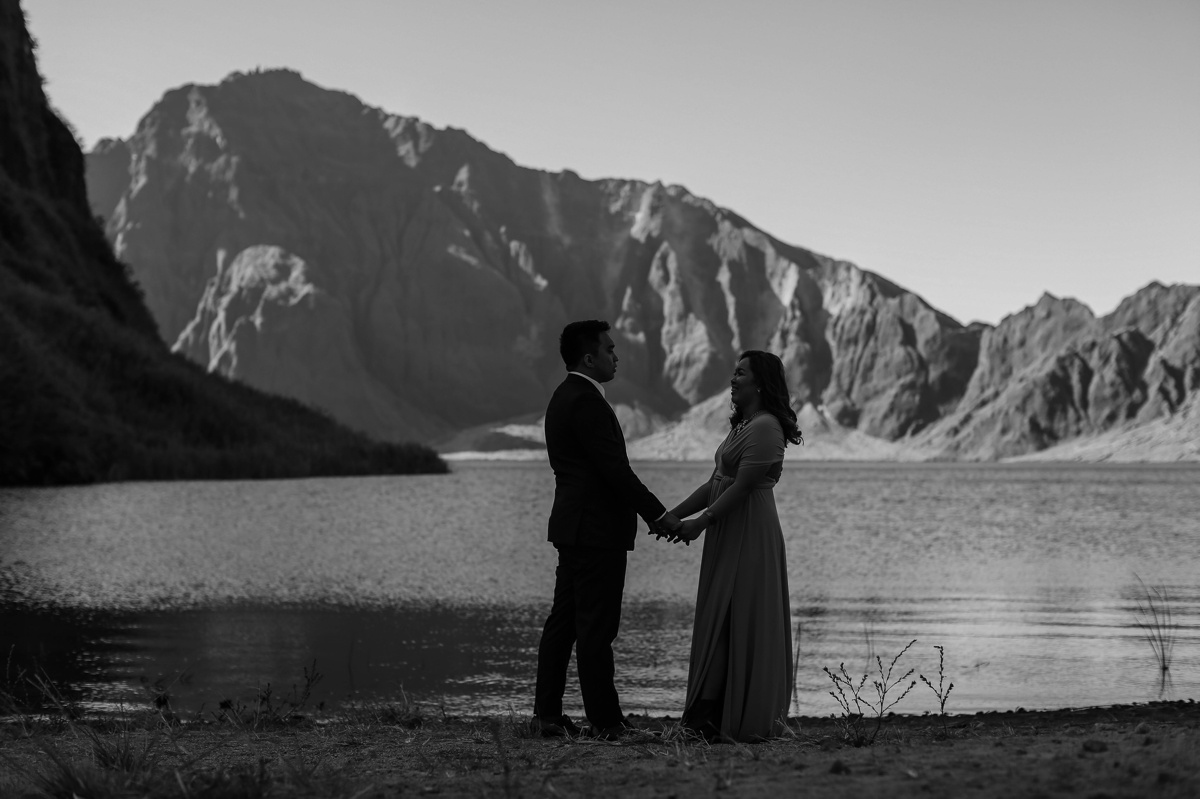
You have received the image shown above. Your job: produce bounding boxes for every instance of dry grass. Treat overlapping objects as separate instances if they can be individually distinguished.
[822,638,919,746]
[1133,574,1178,698]
[2,653,1196,797]
[3,703,1199,798]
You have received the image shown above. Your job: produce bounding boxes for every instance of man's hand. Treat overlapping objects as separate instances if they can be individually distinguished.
[647,512,683,542]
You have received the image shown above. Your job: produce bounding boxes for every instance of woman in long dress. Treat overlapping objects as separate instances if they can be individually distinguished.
[668,350,803,742]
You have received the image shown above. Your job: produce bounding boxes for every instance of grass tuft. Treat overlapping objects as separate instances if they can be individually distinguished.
[823,639,918,746]
[1132,574,1177,698]
[209,659,324,729]
[919,644,956,734]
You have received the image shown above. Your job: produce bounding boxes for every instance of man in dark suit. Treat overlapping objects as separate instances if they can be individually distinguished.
[533,319,681,740]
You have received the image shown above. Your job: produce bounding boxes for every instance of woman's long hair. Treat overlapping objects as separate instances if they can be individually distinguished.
[730,350,803,446]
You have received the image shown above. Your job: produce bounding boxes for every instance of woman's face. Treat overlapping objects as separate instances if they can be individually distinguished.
[730,357,758,409]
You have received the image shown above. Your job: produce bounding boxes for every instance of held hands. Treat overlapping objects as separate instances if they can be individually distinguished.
[648,512,682,542]
[661,512,682,533]
[647,511,708,545]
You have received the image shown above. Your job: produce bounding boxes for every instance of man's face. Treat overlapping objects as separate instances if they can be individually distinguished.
[586,332,618,383]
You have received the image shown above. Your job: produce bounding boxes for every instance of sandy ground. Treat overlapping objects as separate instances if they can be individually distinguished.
[2,702,1198,797]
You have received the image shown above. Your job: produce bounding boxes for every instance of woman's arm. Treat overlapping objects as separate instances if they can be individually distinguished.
[669,471,715,520]
[674,461,775,543]
[703,461,773,520]
[678,419,784,541]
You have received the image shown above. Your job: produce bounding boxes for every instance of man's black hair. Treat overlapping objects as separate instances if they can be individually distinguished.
[559,320,611,369]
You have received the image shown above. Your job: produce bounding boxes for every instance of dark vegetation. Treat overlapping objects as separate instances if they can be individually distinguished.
[0,1,445,485]
[0,277,447,484]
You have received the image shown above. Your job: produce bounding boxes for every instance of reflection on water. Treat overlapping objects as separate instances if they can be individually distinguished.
[1,462,1198,716]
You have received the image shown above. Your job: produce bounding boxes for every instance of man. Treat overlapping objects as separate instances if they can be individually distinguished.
[533,320,681,740]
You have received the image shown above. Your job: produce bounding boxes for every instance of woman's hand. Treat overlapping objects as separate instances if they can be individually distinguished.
[674,516,707,545]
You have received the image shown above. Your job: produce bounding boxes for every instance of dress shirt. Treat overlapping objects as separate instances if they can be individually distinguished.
[568,371,606,399]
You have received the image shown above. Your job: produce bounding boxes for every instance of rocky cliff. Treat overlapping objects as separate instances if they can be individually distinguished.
[915,284,1200,459]
[0,3,443,484]
[85,69,1197,461]
[83,136,130,225]
[88,69,982,446]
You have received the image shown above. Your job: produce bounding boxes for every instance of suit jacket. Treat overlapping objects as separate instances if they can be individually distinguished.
[545,374,666,550]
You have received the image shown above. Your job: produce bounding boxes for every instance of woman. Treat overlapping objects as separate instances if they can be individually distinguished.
[669,350,803,742]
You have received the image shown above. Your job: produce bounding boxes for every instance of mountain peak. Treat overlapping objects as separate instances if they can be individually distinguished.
[219,66,310,88]
[80,68,1199,461]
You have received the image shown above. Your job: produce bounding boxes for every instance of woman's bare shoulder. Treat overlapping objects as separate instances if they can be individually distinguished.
[753,413,784,430]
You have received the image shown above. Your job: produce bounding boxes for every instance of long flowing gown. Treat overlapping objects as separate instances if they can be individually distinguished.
[684,413,793,742]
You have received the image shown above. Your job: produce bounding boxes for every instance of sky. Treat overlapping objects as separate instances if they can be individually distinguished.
[22,0,1200,326]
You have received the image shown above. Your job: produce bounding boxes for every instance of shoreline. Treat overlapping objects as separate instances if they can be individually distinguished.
[2,700,1197,797]
[440,453,1200,466]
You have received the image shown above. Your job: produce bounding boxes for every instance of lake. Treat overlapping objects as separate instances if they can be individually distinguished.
[1,461,1198,720]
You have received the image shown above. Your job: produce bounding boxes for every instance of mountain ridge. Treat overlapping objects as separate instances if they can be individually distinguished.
[85,68,1199,462]
[1,10,445,486]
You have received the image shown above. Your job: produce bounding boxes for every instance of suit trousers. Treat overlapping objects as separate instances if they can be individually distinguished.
[534,545,628,729]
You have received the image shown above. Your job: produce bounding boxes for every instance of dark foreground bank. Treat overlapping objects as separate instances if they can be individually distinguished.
[1,700,1197,798]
